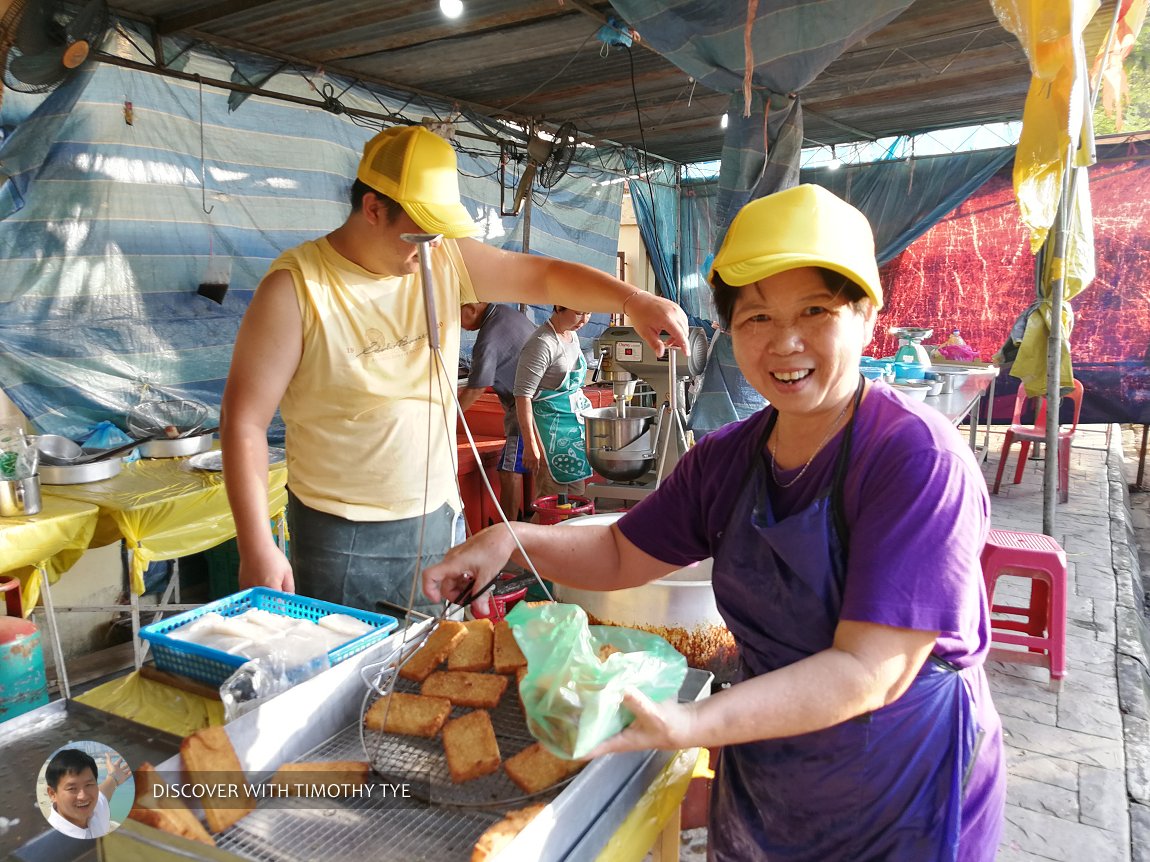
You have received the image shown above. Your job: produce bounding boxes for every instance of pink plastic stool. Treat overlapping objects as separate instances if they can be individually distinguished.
[980,528,1068,691]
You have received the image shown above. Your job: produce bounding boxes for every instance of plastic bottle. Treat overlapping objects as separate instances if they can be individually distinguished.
[944,329,966,347]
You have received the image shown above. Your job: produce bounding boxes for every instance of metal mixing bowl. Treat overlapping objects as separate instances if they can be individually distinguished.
[582,406,657,481]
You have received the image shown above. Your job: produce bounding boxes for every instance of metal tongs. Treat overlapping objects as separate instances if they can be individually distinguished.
[358,575,497,697]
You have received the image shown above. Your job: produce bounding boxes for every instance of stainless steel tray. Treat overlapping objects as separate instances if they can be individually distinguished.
[103,629,712,862]
[0,700,182,860]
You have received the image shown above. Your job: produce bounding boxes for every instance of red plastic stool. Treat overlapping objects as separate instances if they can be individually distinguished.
[980,529,1068,691]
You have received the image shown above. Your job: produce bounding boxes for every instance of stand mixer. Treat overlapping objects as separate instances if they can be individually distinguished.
[583,326,708,503]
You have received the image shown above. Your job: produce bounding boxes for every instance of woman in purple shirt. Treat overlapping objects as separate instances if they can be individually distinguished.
[425,184,1005,861]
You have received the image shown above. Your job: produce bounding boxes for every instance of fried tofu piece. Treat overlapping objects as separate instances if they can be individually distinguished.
[493,621,527,674]
[470,803,546,862]
[128,763,215,847]
[448,619,495,672]
[422,671,508,709]
[179,726,255,834]
[268,761,371,794]
[400,620,468,682]
[364,692,452,738]
[597,644,623,662]
[503,743,585,795]
[442,709,501,783]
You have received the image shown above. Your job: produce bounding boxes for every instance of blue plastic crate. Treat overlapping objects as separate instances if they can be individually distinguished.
[139,588,398,687]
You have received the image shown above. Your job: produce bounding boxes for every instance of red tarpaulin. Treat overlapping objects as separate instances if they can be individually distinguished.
[875,141,1150,424]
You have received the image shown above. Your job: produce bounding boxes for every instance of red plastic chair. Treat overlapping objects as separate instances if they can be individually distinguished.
[992,379,1084,502]
[980,529,1068,690]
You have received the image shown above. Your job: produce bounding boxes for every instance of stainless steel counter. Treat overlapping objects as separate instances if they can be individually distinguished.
[102,628,710,862]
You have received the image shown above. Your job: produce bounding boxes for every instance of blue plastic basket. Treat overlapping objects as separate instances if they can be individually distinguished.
[139,588,398,687]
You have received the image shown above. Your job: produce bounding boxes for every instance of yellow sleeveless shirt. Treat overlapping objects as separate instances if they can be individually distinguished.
[273,237,477,521]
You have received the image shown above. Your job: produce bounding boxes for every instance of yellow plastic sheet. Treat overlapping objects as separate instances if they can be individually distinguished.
[0,495,99,615]
[1011,171,1096,395]
[595,747,702,862]
[991,0,1099,252]
[44,456,287,595]
[74,670,224,737]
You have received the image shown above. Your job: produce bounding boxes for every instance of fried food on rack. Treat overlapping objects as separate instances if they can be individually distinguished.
[448,618,495,672]
[128,763,216,846]
[267,761,371,794]
[470,803,546,862]
[442,709,502,783]
[399,620,468,682]
[597,644,624,662]
[364,692,453,738]
[180,725,255,833]
[492,620,527,674]
[422,670,508,709]
[503,743,586,795]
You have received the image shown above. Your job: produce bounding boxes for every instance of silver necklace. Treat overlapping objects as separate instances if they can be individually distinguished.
[769,396,854,489]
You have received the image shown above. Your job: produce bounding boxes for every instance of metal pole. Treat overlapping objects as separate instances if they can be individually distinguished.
[1042,152,1075,535]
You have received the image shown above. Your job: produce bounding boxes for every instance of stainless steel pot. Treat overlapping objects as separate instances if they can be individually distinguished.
[582,406,657,482]
[139,432,214,458]
[554,512,738,682]
[39,457,122,485]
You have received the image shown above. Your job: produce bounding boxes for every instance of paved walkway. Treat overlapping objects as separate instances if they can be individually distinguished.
[983,424,1140,861]
[662,423,1150,861]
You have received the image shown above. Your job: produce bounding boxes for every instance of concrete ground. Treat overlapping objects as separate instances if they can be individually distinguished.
[658,422,1150,861]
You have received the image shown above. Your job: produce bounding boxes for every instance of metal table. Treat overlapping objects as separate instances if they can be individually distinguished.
[925,366,998,460]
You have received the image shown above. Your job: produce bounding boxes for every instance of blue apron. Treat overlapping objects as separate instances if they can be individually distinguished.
[532,348,593,484]
[709,380,984,862]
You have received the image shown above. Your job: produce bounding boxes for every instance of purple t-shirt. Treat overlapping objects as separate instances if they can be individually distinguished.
[619,383,991,667]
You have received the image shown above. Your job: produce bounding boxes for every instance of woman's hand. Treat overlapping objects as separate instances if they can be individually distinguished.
[422,525,518,616]
[586,689,696,757]
[523,439,541,472]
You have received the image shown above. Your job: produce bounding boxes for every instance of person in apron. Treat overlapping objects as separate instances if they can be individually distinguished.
[423,185,1005,860]
[514,307,594,504]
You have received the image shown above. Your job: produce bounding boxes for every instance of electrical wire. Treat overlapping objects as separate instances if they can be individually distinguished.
[496,26,599,115]
[626,46,666,298]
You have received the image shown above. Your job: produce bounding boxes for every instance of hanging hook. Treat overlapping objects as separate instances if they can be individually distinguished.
[197,75,213,215]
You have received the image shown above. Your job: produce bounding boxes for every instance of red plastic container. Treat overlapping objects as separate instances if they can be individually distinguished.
[531,494,594,525]
[469,573,530,622]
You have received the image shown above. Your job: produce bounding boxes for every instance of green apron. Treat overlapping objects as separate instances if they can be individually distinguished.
[532,348,593,484]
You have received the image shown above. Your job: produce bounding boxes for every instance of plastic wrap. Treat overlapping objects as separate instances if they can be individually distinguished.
[507,602,687,760]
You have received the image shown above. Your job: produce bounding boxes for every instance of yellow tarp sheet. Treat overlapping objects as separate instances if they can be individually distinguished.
[44,455,287,595]
[74,671,224,737]
[0,495,99,616]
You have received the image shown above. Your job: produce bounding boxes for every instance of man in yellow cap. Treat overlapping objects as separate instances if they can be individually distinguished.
[221,125,688,614]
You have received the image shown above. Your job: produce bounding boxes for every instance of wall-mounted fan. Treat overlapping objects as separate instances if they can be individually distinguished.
[2,0,109,97]
[503,121,578,216]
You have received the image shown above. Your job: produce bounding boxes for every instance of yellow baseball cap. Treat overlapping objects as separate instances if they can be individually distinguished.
[357,126,479,238]
[710,184,883,308]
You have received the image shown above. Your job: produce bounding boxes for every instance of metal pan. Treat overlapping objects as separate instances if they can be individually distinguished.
[39,456,123,485]
[139,431,215,458]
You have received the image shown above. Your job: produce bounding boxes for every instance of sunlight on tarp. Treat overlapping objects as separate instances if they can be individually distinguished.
[73,153,196,185]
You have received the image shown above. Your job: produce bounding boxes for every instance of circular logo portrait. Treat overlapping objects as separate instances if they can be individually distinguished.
[36,741,134,839]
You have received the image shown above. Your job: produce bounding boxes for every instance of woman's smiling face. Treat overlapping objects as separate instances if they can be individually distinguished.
[729,266,876,417]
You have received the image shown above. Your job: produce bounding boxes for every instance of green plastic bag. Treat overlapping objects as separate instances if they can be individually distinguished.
[505,602,687,760]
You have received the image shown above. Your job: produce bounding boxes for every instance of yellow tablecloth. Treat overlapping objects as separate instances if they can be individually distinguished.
[0,495,100,616]
[43,456,288,595]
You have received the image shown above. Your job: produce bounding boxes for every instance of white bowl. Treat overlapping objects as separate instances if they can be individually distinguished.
[890,381,931,402]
